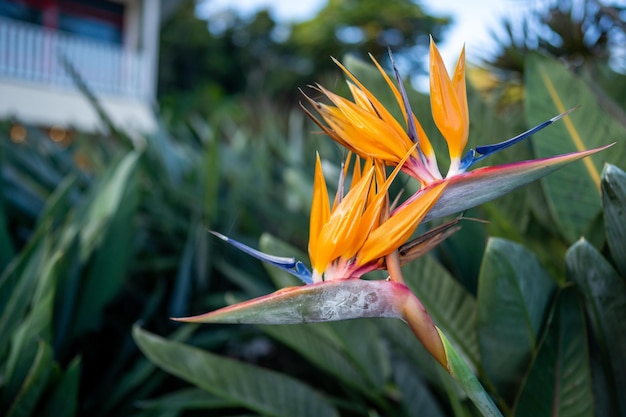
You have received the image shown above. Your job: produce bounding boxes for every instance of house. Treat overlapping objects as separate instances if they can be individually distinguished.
[0,0,181,135]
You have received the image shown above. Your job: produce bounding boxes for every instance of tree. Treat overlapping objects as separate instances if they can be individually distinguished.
[158,0,451,120]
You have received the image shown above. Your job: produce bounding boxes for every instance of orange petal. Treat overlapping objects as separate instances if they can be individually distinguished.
[315,166,375,270]
[452,46,469,133]
[309,153,331,272]
[357,182,446,266]
[369,54,436,159]
[429,39,468,161]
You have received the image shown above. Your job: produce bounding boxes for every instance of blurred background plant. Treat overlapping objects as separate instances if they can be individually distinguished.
[1,0,625,416]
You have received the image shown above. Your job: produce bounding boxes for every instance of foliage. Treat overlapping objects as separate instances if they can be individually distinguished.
[158,0,451,120]
[133,46,626,417]
[2,3,626,416]
[485,0,626,76]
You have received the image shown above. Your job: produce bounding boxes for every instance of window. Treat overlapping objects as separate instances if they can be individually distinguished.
[0,0,125,45]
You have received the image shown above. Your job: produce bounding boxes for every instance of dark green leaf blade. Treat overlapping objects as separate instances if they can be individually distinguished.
[566,239,626,417]
[477,238,557,401]
[5,341,53,417]
[133,325,339,417]
[72,151,141,337]
[601,163,626,277]
[39,357,81,417]
[525,53,625,243]
[260,323,372,393]
[137,388,240,411]
[514,287,593,417]
[392,357,446,417]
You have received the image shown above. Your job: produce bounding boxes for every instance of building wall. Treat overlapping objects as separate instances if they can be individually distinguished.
[0,0,164,134]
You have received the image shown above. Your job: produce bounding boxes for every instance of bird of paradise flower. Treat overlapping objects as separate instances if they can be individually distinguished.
[173,39,610,417]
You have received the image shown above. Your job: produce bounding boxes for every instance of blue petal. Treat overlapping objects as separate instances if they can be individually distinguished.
[210,231,313,284]
[459,107,578,171]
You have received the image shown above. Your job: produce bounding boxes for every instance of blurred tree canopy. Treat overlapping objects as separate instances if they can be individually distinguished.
[484,0,626,77]
[158,0,451,121]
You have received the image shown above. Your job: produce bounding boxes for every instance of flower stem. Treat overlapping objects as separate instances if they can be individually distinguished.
[386,250,405,284]
[402,290,448,369]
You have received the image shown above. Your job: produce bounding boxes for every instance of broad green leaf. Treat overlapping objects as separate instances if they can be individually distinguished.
[477,238,556,402]
[133,325,339,417]
[601,164,626,277]
[267,320,389,393]
[377,320,441,388]
[439,330,503,417]
[5,341,53,417]
[329,320,390,392]
[260,323,372,393]
[39,357,81,417]
[514,287,593,417]
[260,323,373,394]
[392,358,446,417]
[137,388,239,411]
[525,53,626,243]
[566,239,626,417]
[402,254,479,369]
[72,151,141,337]
[98,323,197,417]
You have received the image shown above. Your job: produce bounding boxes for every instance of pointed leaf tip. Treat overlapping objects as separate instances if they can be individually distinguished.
[210,231,313,284]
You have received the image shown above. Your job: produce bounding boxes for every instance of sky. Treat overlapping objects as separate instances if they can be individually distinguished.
[197,0,540,67]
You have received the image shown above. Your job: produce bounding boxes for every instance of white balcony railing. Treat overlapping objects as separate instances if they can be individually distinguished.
[0,17,152,100]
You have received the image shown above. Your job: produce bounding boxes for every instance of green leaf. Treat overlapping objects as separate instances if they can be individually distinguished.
[133,325,339,417]
[0,234,49,360]
[137,388,239,411]
[260,323,372,393]
[169,221,201,319]
[71,151,141,337]
[100,324,198,417]
[0,245,59,413]
[392,358,446,417]
[566,239,626,417]
[377,320,441,388]
[5,341,53,417]
[330,320,390,392]
[262,320,390,394]
[477,238,557,401]
[0,176,14,270]
[525,53,626,243]
[439,329,503,417]
[601,164,626,277]
[402,254,480,369]
[514,287,593,417]
[38,357,81,417]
